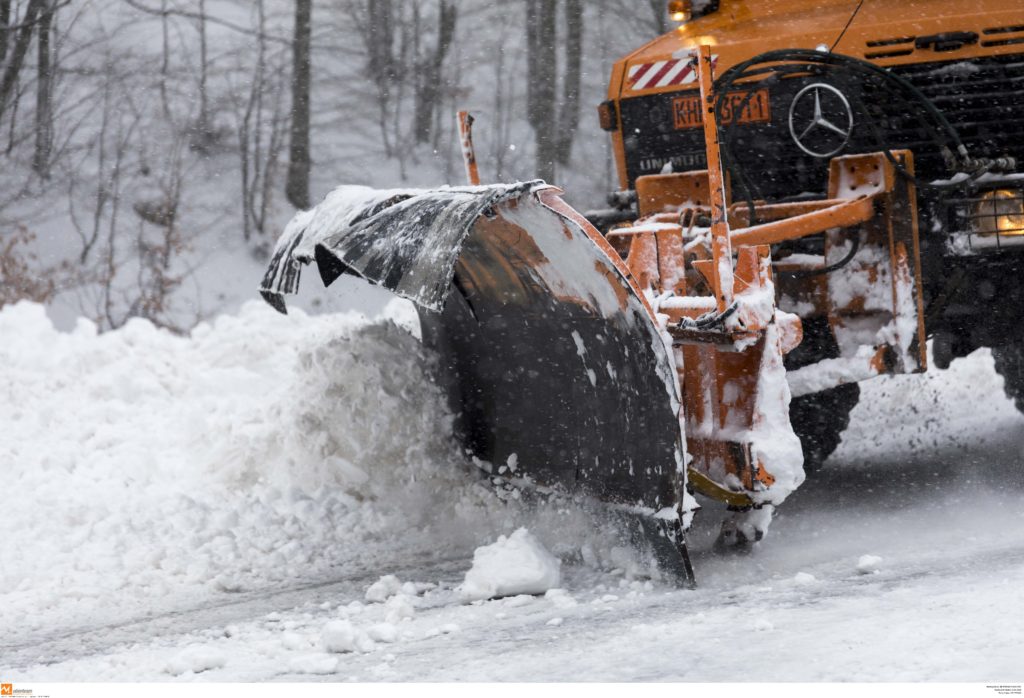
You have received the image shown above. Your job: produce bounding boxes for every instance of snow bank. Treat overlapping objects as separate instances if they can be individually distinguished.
[459,528,561,601]
[0,300,502,632]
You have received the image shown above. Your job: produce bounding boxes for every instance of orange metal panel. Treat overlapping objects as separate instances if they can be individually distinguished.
[636,171,716,215]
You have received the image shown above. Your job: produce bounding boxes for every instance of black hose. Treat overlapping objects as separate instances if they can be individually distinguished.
[678,301,740,330]
[777,235,861,279]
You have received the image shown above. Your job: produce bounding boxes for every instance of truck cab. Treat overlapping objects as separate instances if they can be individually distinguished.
[597,0,1024,466]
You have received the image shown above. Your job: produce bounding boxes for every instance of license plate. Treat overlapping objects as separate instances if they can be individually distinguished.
[672,88,771,130]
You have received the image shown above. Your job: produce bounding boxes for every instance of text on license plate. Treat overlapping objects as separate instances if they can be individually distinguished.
[671,88,771,130]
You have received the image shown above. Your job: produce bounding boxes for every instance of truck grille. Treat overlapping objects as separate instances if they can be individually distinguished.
[888,56,1024,178]
[620,55,1024,202]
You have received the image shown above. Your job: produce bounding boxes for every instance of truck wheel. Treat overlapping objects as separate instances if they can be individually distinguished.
[784,317,860,472]
[992,344,1024,413]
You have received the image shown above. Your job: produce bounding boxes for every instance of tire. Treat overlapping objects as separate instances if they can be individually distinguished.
[992,343,1024,413]
[784,317,860,472]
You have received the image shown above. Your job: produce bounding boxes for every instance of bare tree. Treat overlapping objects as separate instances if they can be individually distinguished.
[0,0,45,120]
[69,66,138,265]
[0,0,10,64]
[180,0,225,154]
[554,0,582,166]
[236,0,287,240]
[195,0,208,132]
[491,38,511,179]
[353,0,399,156]
[526,0,556,182]
[158,0,171,121]
[285,0,311,209]
[527,0,583,181]
[32,0,55,177]
[412,1,456,145]
[130,135,189,328]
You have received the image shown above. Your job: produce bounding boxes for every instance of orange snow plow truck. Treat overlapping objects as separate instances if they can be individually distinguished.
[261,0,1023,585]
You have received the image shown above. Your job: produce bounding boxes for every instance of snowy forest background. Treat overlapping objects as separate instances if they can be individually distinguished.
[0,0,672,332]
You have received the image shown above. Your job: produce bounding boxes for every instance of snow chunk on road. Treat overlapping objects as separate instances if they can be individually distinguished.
[544,588,578,609]
[857,554,884,575]
[367,623,399,643]
[287,653,340,675]
[365,575,403,603]
[459,528,561,601]
[322,620,374,653]
[384,595,415,623]
[793,572,818,586]
[163,645,226,676]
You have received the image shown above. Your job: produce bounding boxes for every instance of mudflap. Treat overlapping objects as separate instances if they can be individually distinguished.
[259,182,690,521]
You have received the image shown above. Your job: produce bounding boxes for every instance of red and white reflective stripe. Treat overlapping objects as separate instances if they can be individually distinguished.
[626,55,718,90]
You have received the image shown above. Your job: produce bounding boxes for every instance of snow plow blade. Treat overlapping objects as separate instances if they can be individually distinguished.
[260,182,686,512]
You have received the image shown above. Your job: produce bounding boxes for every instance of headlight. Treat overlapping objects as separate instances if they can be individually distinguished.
[971,189,1024,237]
[667,1,691,23]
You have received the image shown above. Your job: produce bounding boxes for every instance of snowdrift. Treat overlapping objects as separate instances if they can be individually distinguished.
[0,300,494,631]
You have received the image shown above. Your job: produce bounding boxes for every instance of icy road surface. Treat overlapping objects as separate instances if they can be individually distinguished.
[1,301,1022,681]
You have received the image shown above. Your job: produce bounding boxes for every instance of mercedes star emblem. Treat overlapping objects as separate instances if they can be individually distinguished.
[787,83,854,158]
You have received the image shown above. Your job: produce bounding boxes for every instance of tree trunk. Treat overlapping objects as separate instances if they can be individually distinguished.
[33,0,54,177]
[526,0,557,183]
[366,0,394,83]
[197,0,208,130]
[159,0,171,122]
[285,0,312,210]
[555,0,582,166]
[0,0,44,120]
[0,0,11,66]
[413,1,456,144]
[364,0,396,157]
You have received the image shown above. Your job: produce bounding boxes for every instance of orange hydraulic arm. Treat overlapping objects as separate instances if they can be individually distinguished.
[697,45,734,314]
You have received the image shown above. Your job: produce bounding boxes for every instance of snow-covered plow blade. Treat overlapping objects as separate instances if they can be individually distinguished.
[259,183,687,517]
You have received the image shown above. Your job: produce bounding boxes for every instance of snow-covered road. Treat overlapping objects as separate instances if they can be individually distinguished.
[2,301,1022,681]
